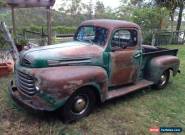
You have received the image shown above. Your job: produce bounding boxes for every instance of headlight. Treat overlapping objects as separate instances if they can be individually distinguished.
[34,79,40,92]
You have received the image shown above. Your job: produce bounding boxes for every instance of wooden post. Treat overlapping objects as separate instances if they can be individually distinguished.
[41,26,45,46]
[11,7,16,39]
[47,6,52,45]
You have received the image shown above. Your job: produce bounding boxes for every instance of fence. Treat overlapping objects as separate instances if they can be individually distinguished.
[153,30,185,46]
[22,29,185,47]
[19,30,74,45]
[54,34,74,44]
[19,29,48,46]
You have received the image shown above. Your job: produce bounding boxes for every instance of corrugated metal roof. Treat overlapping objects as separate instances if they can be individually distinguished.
[7,0,55,8]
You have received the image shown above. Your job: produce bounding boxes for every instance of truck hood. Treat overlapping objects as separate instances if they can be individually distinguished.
[20,41,104,68]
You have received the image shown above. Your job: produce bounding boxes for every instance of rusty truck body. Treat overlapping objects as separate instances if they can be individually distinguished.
[9,19,180,122]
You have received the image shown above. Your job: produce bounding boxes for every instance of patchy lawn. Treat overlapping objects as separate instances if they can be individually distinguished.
[0,45,185,135]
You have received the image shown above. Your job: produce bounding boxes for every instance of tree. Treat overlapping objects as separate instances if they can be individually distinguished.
[176,0,184,32]
[132,7,169,44]
[94,1,117,19]
[84,0,93,19]
[59,0,83,16]
[95,1,105,18]
[0,0,6,7]
[117,0,155,21]
[156,0,177,31]
[103,7,117,19]
[58,0,85,26]
[154,0,185,32]
[130,0,145,7]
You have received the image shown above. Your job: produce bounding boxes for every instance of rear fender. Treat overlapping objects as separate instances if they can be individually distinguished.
[145,55,180,83]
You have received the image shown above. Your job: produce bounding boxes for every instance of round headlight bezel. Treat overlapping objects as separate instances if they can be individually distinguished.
[34,78,40,92]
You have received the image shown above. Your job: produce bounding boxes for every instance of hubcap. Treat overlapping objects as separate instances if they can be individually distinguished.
[160,74,167,86]
[72,95,89,115]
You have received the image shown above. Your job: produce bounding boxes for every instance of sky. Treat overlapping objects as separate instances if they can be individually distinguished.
[53,0,121,10]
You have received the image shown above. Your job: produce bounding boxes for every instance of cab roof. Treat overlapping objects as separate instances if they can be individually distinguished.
[80,19,140,30]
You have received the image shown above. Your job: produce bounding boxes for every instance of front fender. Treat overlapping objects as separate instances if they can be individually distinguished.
[31,66,108,109]
[145,55,180,83]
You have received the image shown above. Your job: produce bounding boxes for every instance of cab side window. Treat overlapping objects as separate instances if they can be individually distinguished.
[111,29,137,49]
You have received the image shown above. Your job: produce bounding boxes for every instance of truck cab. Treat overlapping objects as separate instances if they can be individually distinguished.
[9,19,180,122]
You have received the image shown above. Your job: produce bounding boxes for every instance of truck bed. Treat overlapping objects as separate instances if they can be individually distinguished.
[140,45,179,79]
[142,45,178,57]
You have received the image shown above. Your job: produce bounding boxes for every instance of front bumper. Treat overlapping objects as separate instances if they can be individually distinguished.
[9,80,54,112]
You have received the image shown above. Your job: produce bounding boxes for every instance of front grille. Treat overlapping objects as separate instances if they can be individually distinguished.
[21,58,32,66]
[16,71,36,96]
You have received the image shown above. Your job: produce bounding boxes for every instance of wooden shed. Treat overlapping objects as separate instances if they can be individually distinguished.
[6,0,56,45]
[7,0,55,8]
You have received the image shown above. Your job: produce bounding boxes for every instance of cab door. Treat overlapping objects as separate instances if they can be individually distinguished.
[109,28,141,86]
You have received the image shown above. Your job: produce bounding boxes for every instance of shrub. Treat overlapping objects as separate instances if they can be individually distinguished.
[53,26,76,34]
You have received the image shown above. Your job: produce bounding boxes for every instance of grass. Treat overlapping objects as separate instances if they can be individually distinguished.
[0,45,185,135]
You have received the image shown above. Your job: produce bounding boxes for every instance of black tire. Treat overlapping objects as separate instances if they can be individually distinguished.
[152,70,170,89]
[59,89,96,123]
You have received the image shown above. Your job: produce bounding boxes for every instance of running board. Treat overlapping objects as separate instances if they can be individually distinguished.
[106,80,154,100]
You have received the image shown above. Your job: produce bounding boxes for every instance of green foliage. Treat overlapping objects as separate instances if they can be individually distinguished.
[59,0,83,16]
[0,0,183,46]
[53,26,76,34]
[16,39,28,46]
[20,25,76,34]
[95,1,105,18]
[0,0,6,7]
[132,7,169,44]
[0,32,9,50]
[143,32,153,44]
[132,7,169,30]
[0,33,5,49]
[0,10,11,27]
[29,25,42,32]
[117,5,133,21]
[94,1,117,19]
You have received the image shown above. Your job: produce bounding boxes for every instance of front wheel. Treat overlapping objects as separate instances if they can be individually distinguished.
[59,89,96,123]
[153,70,170,89]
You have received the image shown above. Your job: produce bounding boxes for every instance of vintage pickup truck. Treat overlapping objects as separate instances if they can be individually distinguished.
[8,19,180,122]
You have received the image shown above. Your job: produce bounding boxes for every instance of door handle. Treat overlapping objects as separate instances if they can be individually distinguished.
[134,53,141,58]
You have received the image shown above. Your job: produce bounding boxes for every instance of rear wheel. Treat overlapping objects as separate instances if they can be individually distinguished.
[60,89,96,123]
[153,70,170,89]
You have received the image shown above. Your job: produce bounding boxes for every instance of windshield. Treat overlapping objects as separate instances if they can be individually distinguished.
[74,26,108,46]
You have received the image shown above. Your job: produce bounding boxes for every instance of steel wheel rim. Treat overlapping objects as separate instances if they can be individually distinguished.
[71,95,89,115]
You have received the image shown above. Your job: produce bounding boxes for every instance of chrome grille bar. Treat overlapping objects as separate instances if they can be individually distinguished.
[16,71,36,96]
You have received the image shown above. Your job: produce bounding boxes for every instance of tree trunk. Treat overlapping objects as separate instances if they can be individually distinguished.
[170,15,174,32]
[176,5,184,32]
[169,15,174,44]
[176,4,184,44]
